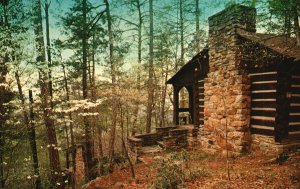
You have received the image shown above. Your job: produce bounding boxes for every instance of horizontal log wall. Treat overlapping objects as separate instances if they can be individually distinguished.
[198,79,205,127]
[289,74,300,139]
[249,71,277,136]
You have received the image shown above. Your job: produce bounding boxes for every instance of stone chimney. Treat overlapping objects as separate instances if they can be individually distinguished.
[202,5,255,155]
[209,4,256,34]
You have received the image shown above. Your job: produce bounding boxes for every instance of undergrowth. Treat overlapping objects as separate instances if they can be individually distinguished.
[149,150,210,189]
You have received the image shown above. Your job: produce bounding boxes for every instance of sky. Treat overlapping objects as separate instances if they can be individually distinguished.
[45,0,227,61]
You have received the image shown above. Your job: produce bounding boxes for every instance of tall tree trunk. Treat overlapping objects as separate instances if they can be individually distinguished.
[146,0,154,133]
[119,104,135,178]
[179,0,184,67]
[293,7,300,47]
[28,90,42,189]
[62,65,76,189]
[15,73,42,189]
[33,0,62,187]
[195,0,200,52]
[45,0,53,98]
[97,124,104,176]
[0,150,3,189]
[104,0,117,173]
[64,123,70,169]
[132,0,143,136]
[35,2,63,188]
[0,76,7,189]
[159,64,169,128]
[81,0,94,180]
[0,2,9,187]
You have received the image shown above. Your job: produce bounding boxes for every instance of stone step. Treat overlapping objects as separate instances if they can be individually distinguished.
[140,145,162,154]
[157,141,166,149]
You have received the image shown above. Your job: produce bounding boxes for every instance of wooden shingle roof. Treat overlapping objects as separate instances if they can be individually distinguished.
[237,28,300,61]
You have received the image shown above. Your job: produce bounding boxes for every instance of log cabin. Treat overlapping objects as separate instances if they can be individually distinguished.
[128,4,300,156]
[167,4,300,154]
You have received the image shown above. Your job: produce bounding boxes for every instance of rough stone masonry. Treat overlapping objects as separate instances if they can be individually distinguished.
[201,5,255,155]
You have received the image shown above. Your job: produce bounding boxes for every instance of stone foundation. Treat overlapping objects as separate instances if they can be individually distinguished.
[251,134,279,153]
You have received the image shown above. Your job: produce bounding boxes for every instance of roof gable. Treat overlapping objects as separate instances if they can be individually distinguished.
[166,48,209,85]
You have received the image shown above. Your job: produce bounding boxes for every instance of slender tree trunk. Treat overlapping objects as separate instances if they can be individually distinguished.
[28,90,42,189]
[104,0,117,173]
[64,123,70,169]
[33,0,62,187]
[146,0,154,134]
[81,0,94,180]
[15,72,42,189]
[119,104,135,178]
[132,0,143,136]
[120,107,125,156]
[45,0,53,98]
[159,64,169,128]
[293,7,300,47]
[0,79,6,189]
[0,150,3,189]
[0,2,9,187]
[195,0,200,52]
[97,124,104,176]
[62,65,76,189]
[179,0,184,66]
[126,109,129,138]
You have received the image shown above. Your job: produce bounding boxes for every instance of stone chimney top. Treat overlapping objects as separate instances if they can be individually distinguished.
[208,4,256,34]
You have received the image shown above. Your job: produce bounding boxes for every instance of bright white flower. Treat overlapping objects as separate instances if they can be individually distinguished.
[56,183,61,186]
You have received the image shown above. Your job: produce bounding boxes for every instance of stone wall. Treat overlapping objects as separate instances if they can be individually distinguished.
[200,5,254,155]
[251,134,279,153]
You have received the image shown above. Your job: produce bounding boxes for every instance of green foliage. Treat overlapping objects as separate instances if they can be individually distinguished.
[150,150,210,189]
[150,155,185,189]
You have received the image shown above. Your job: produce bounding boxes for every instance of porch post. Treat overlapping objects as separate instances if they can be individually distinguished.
[187,86,194,124]
[173,85,180,125]
[193,83,199,126]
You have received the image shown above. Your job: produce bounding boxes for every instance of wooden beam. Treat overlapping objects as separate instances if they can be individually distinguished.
[249,71,277,77]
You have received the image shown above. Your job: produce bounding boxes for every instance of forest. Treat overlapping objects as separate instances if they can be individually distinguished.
[0,0,300,188]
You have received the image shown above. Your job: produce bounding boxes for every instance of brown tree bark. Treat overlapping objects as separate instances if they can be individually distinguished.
[104,0,118,173]
[62,65,76,189]
[0,2,9,188]
[45,0,53,98]
[33,0,62,187]
[159,63,169,128]
[179,0,184,67]
[146,0,154,134]
[81,0,94,180]
[120,105,135,178]
[97,124,104,176]
[132,0,143,136]
[195,0,201,52]
[293,7,300,47]
[15,72,42,189]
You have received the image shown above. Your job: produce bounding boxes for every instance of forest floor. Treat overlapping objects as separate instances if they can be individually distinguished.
[84,148,300,189]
